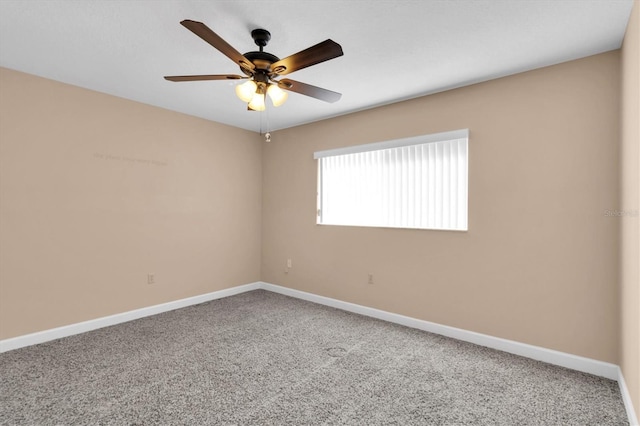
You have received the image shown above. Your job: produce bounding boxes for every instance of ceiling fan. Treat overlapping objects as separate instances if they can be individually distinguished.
[164,20,344,111]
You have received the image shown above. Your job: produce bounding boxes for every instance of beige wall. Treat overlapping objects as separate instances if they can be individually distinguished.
[621,0,640,415]
[0,68,262,339]
[262,52,621,363]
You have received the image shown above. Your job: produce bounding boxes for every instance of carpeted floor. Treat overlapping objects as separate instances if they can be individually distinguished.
[0,289,629,425]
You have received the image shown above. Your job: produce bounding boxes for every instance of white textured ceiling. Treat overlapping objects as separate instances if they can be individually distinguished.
[0,0,634,133]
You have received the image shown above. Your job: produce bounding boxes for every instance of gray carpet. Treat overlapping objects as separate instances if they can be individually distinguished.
[0,289,628,425]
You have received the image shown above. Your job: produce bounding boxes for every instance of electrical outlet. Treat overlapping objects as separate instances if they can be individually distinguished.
[147,274,155,285]
[287,259,292,268]
[368,274,374,284]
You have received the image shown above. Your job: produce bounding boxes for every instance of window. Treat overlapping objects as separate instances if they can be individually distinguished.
[314,129,468,231]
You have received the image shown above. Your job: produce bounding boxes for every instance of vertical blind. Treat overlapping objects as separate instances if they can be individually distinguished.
[314,129,468,231]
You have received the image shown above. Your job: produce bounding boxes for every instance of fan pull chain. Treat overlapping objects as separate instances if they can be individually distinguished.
[263,105,271,143]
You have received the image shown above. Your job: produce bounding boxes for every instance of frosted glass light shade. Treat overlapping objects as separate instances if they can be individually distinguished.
[248,93,266,111]
[235,80,257,102]
[267,84,288,107]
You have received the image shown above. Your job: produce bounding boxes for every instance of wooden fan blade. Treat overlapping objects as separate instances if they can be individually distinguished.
[277,78,342,103]
[270,39,343,76]
[164,74,246,82]
[180,20,255,72]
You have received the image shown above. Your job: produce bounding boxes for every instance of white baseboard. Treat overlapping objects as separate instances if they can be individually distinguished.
[0,282,261,353]
[1,280,637,425]
[618,367,640,426]
[260,282,620,380]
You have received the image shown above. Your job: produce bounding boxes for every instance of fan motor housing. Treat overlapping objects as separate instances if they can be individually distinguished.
[241,51,280,75]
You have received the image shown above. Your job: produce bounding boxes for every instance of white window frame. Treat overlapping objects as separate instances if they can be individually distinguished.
[314,129,469,231]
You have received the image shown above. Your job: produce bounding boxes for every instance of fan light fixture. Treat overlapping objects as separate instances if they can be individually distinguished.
[235,80,288,111]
